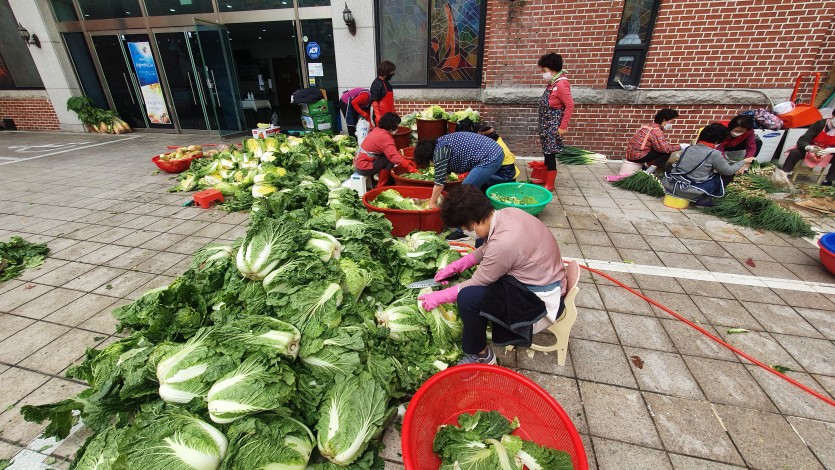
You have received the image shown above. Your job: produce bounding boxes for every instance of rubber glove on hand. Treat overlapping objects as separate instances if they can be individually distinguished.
[815,147,835,156]
[457,172,470,180]
[419,286,459,311]
[434,253,478,283]
[400,159,419,173]
[806,145,821,153]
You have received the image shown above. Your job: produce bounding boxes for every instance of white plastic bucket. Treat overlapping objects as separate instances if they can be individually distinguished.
[773,101,795,115]
[618,160,642,176]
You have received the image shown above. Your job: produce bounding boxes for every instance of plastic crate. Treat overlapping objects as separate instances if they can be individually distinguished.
[299,99,329,116]
[486,182,553,215]
[362,186,445,237]
[301,114,333,132]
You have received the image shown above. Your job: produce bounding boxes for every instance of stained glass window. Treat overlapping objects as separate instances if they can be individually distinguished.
[608,0,660,87]
[377,0,484,88]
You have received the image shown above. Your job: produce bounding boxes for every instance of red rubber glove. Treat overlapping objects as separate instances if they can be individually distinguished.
[434,253,477,283]
[457,172,469,180]
[419,286,459,311]
[400,159,419,173]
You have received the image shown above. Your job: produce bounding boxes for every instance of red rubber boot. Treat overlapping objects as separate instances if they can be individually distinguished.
[376,169,392,188]
[543,170,557,191]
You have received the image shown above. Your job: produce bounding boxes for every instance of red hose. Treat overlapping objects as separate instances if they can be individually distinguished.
[579,264,835,408]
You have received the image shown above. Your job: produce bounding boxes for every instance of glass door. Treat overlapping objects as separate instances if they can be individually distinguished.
[194,20,245,136]
[90,34,148,129]
[122,34,175,129]
[154,31,211,131]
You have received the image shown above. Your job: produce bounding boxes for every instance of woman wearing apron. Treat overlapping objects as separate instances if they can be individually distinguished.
[369,61,397,127]
[719,115,758,163]
[781,116,835,186]
[663,124,755,207]
[353,112,417,187]
[536,52,574,191]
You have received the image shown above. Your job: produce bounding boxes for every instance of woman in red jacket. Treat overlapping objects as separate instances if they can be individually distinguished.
[369,61,397,126]
[719,115,759,162]
[353,112,417,187]
[536,52,574,191]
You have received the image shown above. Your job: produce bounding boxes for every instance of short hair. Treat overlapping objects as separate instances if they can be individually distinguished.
[537,53,563,72]
[698,123,730,144]
[440,184,495,229]
[414,139,436,168]
[728,115,755,131]
[477,125,499,141]
[654,108,680,124]
[377,60,396,77]
[377,112,400,131]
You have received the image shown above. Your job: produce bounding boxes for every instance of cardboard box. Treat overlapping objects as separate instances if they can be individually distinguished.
[251,126,281,139]
[301,114,333,132]
[299,99,329,116]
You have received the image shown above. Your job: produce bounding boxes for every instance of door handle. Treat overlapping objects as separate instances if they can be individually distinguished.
[187,72,197,105]
[210,69,221,108]
[123,73,136,104]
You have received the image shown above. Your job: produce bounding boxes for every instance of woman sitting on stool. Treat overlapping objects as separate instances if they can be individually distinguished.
[781,115,835,186]
[625,108,688,173]
[353,112,417,188]
[662,123,755,207]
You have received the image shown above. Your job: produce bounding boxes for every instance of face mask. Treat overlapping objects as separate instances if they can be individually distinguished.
[385,73,395,81]
[542,72,553,80]
[730,131,743,137]
[663,124,672,131]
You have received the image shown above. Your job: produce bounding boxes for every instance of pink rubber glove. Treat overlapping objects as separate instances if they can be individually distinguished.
[419,286,459,311]
[434,253,478,283]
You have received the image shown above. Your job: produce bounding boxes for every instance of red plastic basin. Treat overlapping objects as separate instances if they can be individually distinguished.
[152,155,193,173]
[362,186,445,237]
[817,233,835,275]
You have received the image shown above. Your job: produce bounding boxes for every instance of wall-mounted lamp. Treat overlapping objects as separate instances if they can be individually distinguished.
[18,23,41,48]
[343,3,356,36]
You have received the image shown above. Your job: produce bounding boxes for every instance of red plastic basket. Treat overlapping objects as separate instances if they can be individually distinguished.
[402,365,588,470]
[362,186,445,237]
[151,155,193,173]
[817,233,835,275]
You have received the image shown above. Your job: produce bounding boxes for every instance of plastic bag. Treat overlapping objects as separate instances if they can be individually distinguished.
[356,118,370,147]
[770,168,793,189]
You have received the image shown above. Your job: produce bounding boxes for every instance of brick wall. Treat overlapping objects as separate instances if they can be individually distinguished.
[0,98,61,131]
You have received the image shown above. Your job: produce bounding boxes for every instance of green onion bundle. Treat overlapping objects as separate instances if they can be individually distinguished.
[557,147,609,165]
[611,171,665,197]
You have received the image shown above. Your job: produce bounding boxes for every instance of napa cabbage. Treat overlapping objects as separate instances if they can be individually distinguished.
[219,414,315,470]
[207,357,295,423]
[307,230,343,262]
[236,218,298,280]
[375,298,427,341]
[155,329,233,404]
[217,315,301,360]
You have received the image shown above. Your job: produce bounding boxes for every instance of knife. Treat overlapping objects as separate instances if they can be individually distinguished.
[406,274,459,289]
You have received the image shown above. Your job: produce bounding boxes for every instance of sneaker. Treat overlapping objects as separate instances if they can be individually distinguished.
[694,197,715,208]
[445,229,468,241]
[457,347,497,366]
[822,180,833,186]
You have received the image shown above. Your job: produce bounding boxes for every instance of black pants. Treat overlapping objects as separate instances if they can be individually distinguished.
[632,149,672,169]
[783,148,835,181]
[355,156,393,177]
[338,101,356,138]
[458,285,490,354]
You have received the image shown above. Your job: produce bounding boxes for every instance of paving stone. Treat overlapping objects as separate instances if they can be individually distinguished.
[580,245,623,263]
[773,289,835,311]
[573,229,613,247]
[696,256,751,275]
[62,224,111,241]
[165,235,215,255]
[645,291,705,322]
[793,307,835,340]
[0,377,87,447]
[741,302,823,338]
[134,251,189,275]
[18,328,108,375]
[143,217,185,233]
[702,225,749,243]
[118,214,162,230]
[747,366,835,422]
[644,393,744,465]
[660,253,708,270]
[691,295,762,330]
[51,240,106,261]
[43,293,119,327]
[644,235,690,254]
[0,367,51,412]
[765,245,820,265]
[591,437,672,470]
[616,248,664,266]
[0,321,72,364]
[599,218,638,234]
[31,262,97,288]
[61,265,125,292]
[719,242,776,262]
[674,278,735,299]
[667,455,746,469]
[10,287,85,320]
[713,404,822,470]
[74,243,132,265]
[571,308,618,344]
[567,214,603,231]
[589,271,639,289]
[608,232,647,250]
[575,282,604,310]
[632,274,685,294]
[786,417,835,469]
[518,370,587,434]
[87,226,137,244]
[102,247,159,269]
[773,334,835,376]
[723,283,786,305]
[610,313,676,352]
[0,278,24,296]
[492,344,516,368]
[660,319,738,362]
[51,423,95,460]
[515,342,575,378]
[626,346,703,399]
[718,330,802,371]
[0,313,35,342]
[379,423,402,463]
[14,257,70,283]
[666,224,711,241]
[0,440,23,460]
[632,220,675,238]
[167,219,211,236]
[570,339,637,388]
[742,260,802,280]
[0,283,55,312]
[580,381,661,448]
[597,285,654,316]
[683,356,776,412]
[683,239,730,257]
[579,434,597,470]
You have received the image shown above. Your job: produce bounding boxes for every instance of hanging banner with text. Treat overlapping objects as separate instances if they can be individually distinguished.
[127,42,171,125]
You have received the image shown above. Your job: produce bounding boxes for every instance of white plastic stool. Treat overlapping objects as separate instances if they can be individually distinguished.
[342,173,373,195]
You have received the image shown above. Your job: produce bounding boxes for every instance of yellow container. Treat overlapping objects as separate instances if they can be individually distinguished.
[663,194,690,209]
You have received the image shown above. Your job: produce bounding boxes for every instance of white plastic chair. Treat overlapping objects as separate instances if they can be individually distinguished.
[341,173,372,195]
[528,260,581,366]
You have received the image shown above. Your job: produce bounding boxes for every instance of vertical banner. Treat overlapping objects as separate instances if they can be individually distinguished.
[127,42,171,125]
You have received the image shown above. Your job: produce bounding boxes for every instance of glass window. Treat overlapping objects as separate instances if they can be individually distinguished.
[49,0,78,22]
[377,0,484,88]
[608,0,660,88]
[218,0,292,12]
[299,0,330,5]
[62,33,108,108]
[143,0,214,16]
[77,0,142,19]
